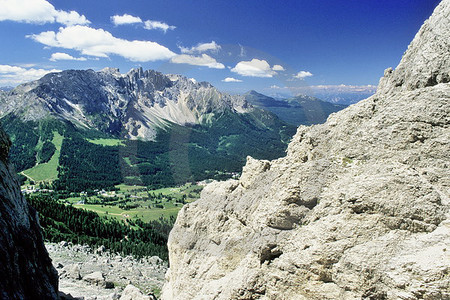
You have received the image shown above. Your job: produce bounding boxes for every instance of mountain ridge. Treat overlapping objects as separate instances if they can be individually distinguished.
[1,67,250,141]
[244,90,347,126]
[0,70,300,191]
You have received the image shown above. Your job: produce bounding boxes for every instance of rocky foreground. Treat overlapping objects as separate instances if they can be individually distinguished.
[0,127,58,298]
[47,242,167,300]
[162,1,450,299]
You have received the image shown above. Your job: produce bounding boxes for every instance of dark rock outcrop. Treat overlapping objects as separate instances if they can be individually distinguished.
[0,126,59,299]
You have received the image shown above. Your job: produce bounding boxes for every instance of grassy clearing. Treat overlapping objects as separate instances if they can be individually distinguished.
[115,183,147,192]
[123,157,133,166]
[73,203,182,222]
[23,132,63,182]
[217,135,240,151]
[86,138,125,146]
[65,183,203,222]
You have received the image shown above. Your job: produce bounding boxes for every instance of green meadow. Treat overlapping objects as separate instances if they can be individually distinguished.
[22,132,63,182]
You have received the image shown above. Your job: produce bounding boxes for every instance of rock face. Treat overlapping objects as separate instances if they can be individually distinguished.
[162,1,450,299]
[0,127,59,298]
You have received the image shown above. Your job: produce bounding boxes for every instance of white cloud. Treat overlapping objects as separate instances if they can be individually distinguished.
[272,64,285,71]
[111,14,142,25]
[231,59,277,78]
[238,44,246,57]
[270,85,283,89]
[0,0,89,25]
[50,52,87,61]
[144,20,176,33]
[222,77,242,83]
[28,25,176,62]
[294,70,313,79]
[180,41,221,54]
[0,64,61,85]
[170,54,225,69]
[110,15,175,33]
[54,10,90,26]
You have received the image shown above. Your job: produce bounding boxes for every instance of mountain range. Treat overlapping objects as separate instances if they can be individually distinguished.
[244,90,346,126]
[0,67,252,140]
[0,68,348,191]
[0,68,345,191]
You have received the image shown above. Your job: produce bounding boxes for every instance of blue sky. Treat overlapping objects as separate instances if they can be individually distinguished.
[0,0,441,96]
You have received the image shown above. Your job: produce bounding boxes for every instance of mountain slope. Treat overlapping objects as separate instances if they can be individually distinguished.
[0,68,250,140]
[0,70,297,190]
[245,90,346,126]
[162,1,450,299]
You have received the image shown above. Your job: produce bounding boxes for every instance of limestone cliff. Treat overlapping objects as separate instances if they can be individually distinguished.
[0,127,59,299]
[162,1,450,299]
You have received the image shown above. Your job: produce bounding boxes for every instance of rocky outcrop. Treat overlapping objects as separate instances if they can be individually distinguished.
[0,126,59,299]
[378,0,450,93]
[120,284,155,300]
[162,1,450,299]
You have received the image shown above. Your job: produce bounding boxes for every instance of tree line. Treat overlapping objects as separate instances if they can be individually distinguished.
[27,194,174,260]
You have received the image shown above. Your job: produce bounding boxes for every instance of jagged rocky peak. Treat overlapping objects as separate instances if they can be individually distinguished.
[100,67,121,76]
[0,126,59,298]
[378,0,450,93]
[0,67,250,140]
[162,1,450,299]
[125,67,173,93]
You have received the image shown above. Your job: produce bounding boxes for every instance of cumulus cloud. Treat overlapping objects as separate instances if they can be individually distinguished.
[144,20,176,33]
[170,54,225,69]
[294,70,313,79]
[180,41,221,54]
[50,52,86,61]
[231,59,277,78]
[111,14,142,25]
[0,64,61,85]
[222,77,242,83]
[110,14,175,33]
[28,25,176,62]
[272,64,285,71]
[0,0,89,25]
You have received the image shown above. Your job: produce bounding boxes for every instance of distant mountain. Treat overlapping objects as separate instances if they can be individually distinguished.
[0,68,296,191]
[311,91,376,105]
[0,86,13,92]
[244,90,346,126]
[1,68,251,140]
[267,86,376,105]
[243,90,291,108]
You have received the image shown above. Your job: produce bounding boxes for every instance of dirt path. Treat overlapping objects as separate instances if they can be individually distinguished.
[20,171,35,182]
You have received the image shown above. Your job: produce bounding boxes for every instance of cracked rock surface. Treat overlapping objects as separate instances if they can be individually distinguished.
[0,126,59,299]
[162,1,450,299]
